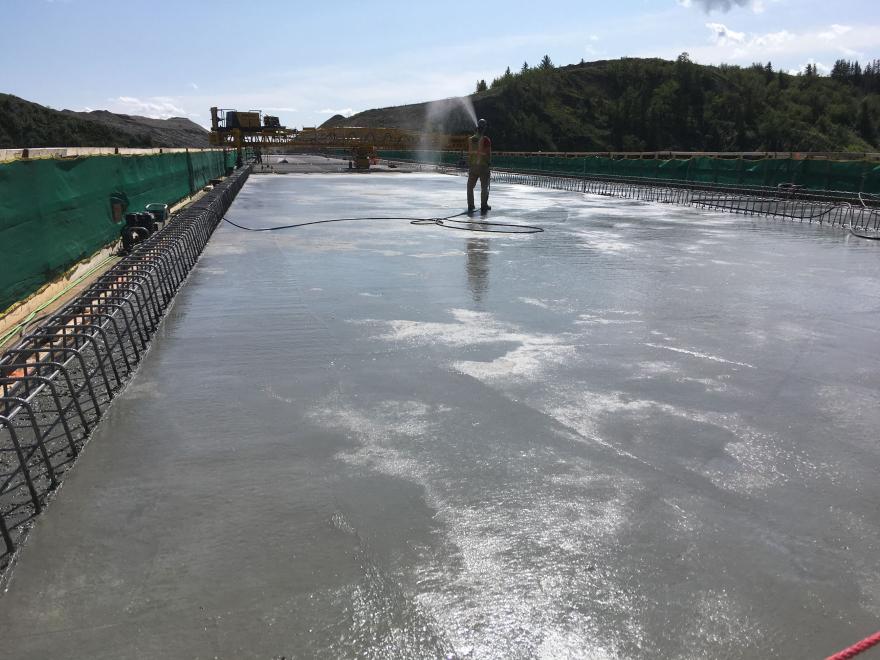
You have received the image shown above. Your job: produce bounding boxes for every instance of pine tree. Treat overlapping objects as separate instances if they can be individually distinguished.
[777,69,788,89]
[831,59,849,81]
[540,54,553,70]
[866,60,880,93]
[857,99,876,145]
[521,61,529,74]
[475,79,488,93]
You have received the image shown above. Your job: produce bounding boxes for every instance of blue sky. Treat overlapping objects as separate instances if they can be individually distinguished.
[3,0,878,129]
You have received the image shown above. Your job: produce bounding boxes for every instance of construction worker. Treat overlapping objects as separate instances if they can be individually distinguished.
[467,118,491,213]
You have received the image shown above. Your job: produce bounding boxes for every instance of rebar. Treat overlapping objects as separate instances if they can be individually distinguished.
[0,166,251,566]
[482,169,880,232]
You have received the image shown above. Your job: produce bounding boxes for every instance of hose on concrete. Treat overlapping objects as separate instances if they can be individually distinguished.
[223,211,543,235]
[826,630,880,660]
[848,194,880,240]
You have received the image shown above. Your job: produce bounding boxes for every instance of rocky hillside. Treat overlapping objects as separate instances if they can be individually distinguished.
[0,94,209,148]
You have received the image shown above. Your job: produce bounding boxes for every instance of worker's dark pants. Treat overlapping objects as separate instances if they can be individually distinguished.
[467,166,490,209]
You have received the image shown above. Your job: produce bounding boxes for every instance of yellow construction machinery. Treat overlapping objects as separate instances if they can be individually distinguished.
[209,107,468,169]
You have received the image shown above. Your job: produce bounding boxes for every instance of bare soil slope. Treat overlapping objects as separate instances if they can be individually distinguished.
[0,94,209,148]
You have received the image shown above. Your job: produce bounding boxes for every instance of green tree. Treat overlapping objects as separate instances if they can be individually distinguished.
[539,54,554,70]
[857,99,876,145]
[330,56,880,152]
[476,79,488,93]
[777,69,788,89]
[831,59,849,81]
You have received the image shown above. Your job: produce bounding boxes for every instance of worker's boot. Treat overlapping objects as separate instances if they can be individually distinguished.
[480,205,491,214]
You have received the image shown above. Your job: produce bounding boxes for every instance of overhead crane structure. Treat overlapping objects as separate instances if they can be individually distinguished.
[209,107,468,169]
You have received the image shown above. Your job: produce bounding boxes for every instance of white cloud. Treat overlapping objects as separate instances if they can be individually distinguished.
[584,35,604,56]
[751,30,795,49]
[790,58,831,75]
[78,16,875,134]
[629,18,879,75]
[837,46,863,58]
[189,82,199,90]
[318,107,354,117]
[686,22,880,63]
[98,30,564,130]
[106,96,188,119]
[819,24,853,40]
[706,22,745,45]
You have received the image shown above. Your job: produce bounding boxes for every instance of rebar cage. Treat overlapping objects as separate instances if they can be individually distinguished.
[440,167,880,232]
[0,166,251,567]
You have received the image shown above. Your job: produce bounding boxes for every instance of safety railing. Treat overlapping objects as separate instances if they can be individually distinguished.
[0,165,251,568]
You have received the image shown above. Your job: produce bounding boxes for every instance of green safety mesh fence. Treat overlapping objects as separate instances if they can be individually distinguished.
[379,150,459,166]
[378,151,880,195]
[0,150,237,312]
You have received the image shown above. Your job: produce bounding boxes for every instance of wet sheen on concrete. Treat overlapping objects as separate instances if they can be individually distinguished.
[1,170,879,659]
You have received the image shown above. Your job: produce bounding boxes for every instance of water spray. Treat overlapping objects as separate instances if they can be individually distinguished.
[419,97,479,162]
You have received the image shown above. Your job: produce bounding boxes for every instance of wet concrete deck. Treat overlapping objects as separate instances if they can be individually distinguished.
[2,171,879,659]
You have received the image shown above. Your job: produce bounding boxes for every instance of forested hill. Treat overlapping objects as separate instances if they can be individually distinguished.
[0,94,210,149]
[322,57,880,152]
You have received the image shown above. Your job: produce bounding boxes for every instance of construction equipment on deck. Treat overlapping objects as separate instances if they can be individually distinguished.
[209,107,468,169]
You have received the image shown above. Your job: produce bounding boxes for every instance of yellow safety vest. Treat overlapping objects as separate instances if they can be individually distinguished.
[468,134,490,168]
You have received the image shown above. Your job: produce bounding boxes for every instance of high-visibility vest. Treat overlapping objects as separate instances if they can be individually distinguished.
[468,134,491,167]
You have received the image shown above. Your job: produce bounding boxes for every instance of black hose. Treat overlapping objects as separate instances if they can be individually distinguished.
[849,195,880,240]
[223,211,543,234]
[410,217,544,234]
[695,193,880,240]
[848,225,880,240]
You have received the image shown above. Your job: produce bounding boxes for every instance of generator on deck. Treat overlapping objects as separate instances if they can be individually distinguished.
[211,108,286,133]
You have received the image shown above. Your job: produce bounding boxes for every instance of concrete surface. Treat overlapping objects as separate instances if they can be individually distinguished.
[252,154,425,174]
[1,169,879,659]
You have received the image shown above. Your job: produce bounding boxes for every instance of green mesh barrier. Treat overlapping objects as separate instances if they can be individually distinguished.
[379,150,879,196]
[0,150,236,312]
